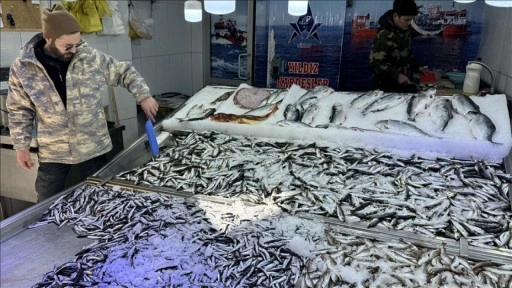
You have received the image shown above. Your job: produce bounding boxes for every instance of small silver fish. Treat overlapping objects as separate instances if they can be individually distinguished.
[177,105,216,122]
[275,120,312,128]
[210,91,234,105]
[316,123,376,133]
[185,104,204,116]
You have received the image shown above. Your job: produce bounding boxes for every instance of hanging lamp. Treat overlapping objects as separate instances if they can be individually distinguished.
[485,0,512,7]
[288,0,308,16]
[204,0,236,15]
[184,0,202,22]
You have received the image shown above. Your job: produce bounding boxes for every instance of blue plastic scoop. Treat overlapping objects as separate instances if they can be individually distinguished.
[145,119,159,156]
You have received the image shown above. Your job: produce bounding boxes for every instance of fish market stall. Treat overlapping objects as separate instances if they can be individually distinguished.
[2,85,512,287]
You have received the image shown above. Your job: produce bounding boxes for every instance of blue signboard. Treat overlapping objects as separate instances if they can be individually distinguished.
[253,0,484,92]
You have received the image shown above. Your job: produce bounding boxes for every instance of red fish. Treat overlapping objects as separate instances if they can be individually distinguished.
[210,104,279,124]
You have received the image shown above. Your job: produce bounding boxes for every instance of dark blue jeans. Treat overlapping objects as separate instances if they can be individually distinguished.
[35,154,107,202]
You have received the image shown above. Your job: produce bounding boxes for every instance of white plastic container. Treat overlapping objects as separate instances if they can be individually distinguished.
[463,62,482,95]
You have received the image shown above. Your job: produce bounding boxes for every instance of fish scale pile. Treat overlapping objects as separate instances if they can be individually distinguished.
[116,131,512,249]
[30,184,512,287]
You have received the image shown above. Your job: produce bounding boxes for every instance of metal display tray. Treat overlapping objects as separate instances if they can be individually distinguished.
[2,178,512,287]
[2,98,511,287]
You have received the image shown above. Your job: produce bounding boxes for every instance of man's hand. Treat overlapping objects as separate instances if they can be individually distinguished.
[16,149,34,171]
[139,96,159,122]
[397,73,411,85]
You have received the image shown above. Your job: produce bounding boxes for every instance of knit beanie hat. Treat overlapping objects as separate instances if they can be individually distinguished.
[393,0,419,16]
[42,3,81,39]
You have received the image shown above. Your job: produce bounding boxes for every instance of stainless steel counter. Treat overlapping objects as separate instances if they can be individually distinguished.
[1,224,93,288]
[0,186,93,288]
[2,177,511,287]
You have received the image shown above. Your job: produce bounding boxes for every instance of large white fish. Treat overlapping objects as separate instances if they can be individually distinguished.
[329,102,346,125]
[283,104,300,121]
[375,119,436,138]
[296,85,334,103]
[260,89,287,105]
[350,90,384,109]
[297,96,319,113]
[451,94,480,117]
[467,111,498,143]
[301,104,320,125]
[407,88,437,121]
[362,93,409,115]
[429,98,453,131]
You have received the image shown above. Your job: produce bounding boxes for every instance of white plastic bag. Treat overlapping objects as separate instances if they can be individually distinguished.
[98,1,125,35]
[128,3,152,40]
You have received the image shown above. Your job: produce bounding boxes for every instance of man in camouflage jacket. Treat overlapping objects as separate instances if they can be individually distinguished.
[369,0,424,92]
[7,3,159,201]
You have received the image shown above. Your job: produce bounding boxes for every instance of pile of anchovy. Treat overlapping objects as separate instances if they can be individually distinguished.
[31,184,307,287]
[115,131,512,249]
[298,229,512,287]
[30,184,512,287]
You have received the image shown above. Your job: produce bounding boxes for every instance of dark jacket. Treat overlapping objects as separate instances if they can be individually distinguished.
[369,10,420,92]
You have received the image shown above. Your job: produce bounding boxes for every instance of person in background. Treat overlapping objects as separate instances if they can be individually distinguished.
[6,3,159,202]
[369,0,425,93]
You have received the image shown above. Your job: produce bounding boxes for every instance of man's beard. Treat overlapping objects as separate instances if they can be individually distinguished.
[48,41,74,62]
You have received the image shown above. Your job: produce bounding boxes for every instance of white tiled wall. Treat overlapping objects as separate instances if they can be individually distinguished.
[479,5,512,98]
[129,0,204,97]
[0,32,23,67]
[0,0,203,149]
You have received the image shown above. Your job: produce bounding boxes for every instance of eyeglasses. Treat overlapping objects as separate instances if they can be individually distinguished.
[63,40,84,52]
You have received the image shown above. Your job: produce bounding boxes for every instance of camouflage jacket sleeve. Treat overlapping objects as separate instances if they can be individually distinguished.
[6,65,36,151]
[369,29,405,82]
[92,48,152,103]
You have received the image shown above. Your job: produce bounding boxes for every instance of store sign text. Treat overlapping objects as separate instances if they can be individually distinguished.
[277,61,329,89]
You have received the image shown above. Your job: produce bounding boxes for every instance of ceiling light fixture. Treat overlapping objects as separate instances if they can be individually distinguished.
[485,0,512,7]
[204,0,236,15]
[184,0,202,22]
[288,0,308,16]
[454,0,476,3]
